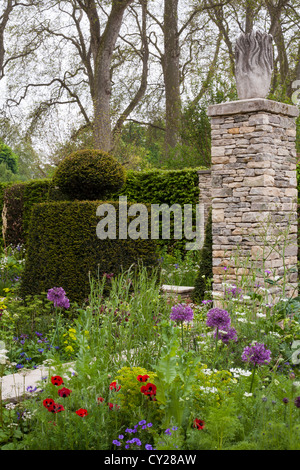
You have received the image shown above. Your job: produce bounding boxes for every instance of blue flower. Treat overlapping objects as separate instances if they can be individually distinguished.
[145,444,153,450]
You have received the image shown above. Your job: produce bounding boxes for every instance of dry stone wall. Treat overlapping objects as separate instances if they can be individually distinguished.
[207,98,299,300]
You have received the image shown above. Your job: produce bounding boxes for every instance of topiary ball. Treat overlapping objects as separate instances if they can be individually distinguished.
[52,149,126,200]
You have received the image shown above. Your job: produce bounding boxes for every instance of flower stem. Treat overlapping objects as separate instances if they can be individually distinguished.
[250,363,257,393]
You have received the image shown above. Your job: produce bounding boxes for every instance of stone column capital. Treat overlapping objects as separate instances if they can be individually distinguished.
[207,98,299,118]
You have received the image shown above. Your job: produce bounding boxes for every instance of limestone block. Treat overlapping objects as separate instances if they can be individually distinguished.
[244,175,274,187]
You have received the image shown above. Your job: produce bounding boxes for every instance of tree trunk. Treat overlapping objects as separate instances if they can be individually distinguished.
[163,0,181,157]
[92,0,134,151]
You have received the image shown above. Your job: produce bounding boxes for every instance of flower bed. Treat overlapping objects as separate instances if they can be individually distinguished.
[1,261,300,450]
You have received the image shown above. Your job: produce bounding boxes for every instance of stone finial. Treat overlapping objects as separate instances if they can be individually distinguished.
[235,30,273,100]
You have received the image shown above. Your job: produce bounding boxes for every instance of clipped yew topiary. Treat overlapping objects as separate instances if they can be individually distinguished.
[20,200,159,303]
[191,208,212,303]
[52,149,126,200]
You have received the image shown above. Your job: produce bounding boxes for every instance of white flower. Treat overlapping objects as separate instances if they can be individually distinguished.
[244,392,253,397]
[237,318,247,323]
[270,332,280,338]
[257,312,266,318]
[236,311,246,316]
[230,368,251,377]
[0,348,8,364]
[5,403,16,410]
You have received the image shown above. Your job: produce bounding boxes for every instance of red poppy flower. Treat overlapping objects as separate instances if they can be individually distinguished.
[141,382,157,396]
[193,418,205,430]
[108,403,120,410]
[109,381,121,392]
[58,387,72,398]
[137,375,150,382]
[43,398,55,409]
[75,408,88,417]
[97,397,104,403]
[51,375,64,386]
[48,403,65,413]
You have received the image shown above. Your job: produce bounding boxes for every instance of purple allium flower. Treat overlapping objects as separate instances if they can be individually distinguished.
[206,308,231,330]
[170,303,193,323]
[294,397,300,408]
[241,342,271,366]
[214,326,238,344]
[47,287,70,309]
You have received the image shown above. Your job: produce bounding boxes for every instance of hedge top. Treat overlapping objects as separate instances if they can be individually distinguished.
[52,149,126,201]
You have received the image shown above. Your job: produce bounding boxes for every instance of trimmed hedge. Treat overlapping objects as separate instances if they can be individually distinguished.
[20,200,159,303]
[1,168,201,252]
[1,179,69,248]
[192,208,212,303]
[113,168,200,206]
[52,149,126,200]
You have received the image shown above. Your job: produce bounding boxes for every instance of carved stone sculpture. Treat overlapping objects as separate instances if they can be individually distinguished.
[235,30,273,100]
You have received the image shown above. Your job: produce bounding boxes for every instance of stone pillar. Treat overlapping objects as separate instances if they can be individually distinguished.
[207,98,299,299]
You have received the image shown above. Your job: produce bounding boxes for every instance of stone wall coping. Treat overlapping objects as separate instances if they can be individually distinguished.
[207,98,299,118]
[197,170,211,174]
[161,284,195,293]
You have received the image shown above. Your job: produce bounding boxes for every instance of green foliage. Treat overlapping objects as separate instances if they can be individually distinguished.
[52,149,126,201]
[113,168,201,256]
[3,184,25,247]
[192,208,212,302]
[164,103,211,169]
[1,179,69,248]
[0,140,18,174]
[114,168,200,206]
[154,322,201,428]
[112,366,160,424]
[1,168,201,254]
[20,200,159,303]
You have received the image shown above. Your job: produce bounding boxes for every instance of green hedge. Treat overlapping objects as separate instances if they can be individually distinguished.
[20,200,159,303]
[192,208,212,303]
[1,168,201,252]
[1,179,69,248]
[113,168,200,206]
